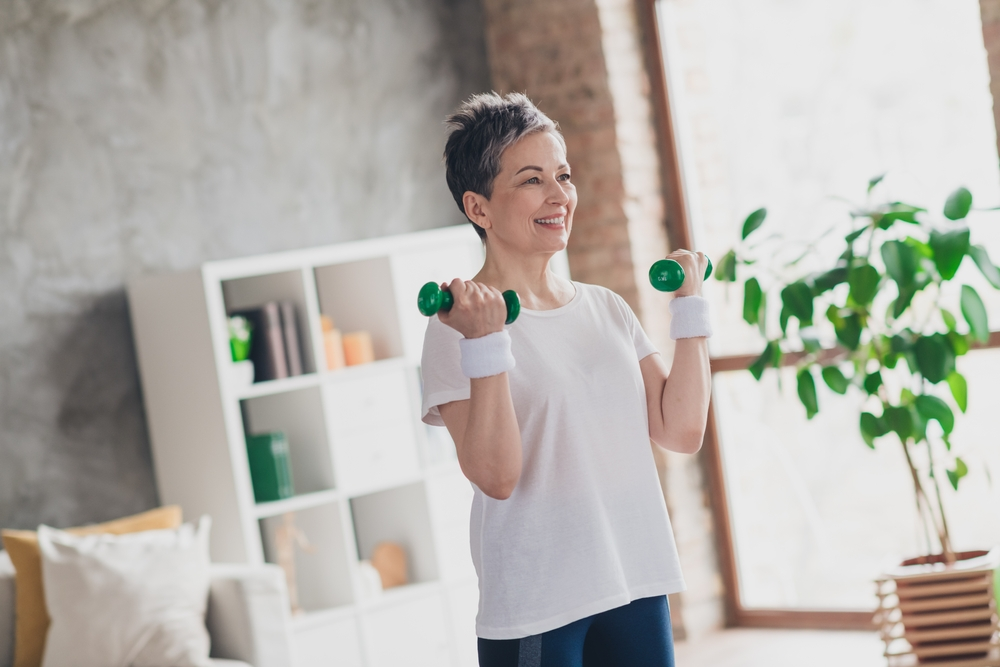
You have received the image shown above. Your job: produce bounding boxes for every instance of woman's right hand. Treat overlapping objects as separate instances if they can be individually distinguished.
[437,279,508,339]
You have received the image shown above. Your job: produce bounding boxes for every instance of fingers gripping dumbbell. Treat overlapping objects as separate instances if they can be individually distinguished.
[417,282,521,325]
[648,256,713,292]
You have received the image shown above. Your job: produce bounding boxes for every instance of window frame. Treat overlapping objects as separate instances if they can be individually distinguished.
[638,0,1000,630]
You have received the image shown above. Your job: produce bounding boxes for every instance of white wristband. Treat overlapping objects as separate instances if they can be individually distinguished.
[669,295,713,339]
[459,330,516,378]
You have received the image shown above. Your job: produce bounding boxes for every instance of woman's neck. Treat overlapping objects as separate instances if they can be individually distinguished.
[474,244,574,311]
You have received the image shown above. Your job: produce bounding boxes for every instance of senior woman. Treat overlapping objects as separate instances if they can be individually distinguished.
[420,92,712,667]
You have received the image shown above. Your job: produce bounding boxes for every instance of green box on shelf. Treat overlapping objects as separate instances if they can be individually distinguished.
[245,431,294,503]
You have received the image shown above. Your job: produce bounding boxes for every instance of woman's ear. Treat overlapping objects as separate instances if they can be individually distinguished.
[463,191,491,232]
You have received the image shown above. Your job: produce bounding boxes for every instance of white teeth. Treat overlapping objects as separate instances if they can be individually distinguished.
[535,216,565,225]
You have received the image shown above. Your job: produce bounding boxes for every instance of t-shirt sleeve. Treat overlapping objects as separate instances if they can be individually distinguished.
[611,290,658,361]
[419,316,471,426]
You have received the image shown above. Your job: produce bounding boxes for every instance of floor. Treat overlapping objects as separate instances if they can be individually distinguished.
[674,628,885,667]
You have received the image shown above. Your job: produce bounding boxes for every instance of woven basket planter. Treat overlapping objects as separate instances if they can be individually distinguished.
[875,549,1000,666]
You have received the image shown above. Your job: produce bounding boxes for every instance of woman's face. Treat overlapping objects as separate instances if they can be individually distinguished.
[475,131,577,256]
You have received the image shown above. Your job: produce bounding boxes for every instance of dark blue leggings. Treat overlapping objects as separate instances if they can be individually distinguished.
[477,595,676,667]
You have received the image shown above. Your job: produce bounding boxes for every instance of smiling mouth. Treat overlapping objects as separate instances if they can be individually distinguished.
[534,216,565,225]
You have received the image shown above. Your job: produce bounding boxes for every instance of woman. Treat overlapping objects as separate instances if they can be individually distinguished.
[421,92,712,667]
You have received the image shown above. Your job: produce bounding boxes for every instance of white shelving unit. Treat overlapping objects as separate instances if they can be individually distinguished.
[127,225,512,667]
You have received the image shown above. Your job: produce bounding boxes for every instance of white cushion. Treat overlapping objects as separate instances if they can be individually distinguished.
[38,517,212,667]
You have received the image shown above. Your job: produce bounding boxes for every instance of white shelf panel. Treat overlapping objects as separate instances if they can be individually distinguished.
[235,371,322,400]
[253,488,340,519]
[357,580,442,612]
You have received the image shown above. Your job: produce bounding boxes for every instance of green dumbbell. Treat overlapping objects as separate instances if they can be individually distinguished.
[418,282,521,325]
[649,256,713,292]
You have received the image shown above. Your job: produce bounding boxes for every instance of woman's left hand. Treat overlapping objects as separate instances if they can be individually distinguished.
[664,250,708,298]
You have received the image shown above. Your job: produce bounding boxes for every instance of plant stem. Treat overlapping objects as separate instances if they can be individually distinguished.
[927,443,957,563]
[900,437,948,558]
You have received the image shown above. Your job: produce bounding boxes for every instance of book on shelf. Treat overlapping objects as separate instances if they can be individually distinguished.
[246,431,295,503]
[232,301,305,382]
[279,301,304,377]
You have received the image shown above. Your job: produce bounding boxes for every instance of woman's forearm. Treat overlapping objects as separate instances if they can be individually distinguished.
[440,373,522,499]
[658,338,711,453]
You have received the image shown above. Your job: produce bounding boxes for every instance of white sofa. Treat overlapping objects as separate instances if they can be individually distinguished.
[0,550,296,667]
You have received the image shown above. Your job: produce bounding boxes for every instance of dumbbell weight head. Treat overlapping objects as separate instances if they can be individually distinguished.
[418,282,521,325]
[648,256,713,292]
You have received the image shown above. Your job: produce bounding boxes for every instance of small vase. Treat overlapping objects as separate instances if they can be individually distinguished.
[230,359,255,390]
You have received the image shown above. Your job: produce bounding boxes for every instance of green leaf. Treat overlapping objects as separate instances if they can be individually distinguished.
[743,278,763,326]
[812,266,849,294]
[779,306,790,334]
[944,187,973,221]
[946,458,969,491]
[881,240,917,288]
[781,282,814,324]
[860,412,888,448]
[946,371,968,413]
[892,285,917,320]
[941,308,957,332]
[884,405,914,442]
[832,311,862,350]
[742,208,767,240]
[961,284,990,344]
[797,368,819,419]
[845,228,867,244]
[757,291,768,337]
[929,228,971,280]
[947,331,970,356]
[863,371,883,395]
[868,174,886,192]
[821,366,849,394]
[914,395,955,434]
[749,341,777,380]
[848,264,880,306]
[716,250,738,282]
[913,334,955,383]
[969,244,1000,289]
[879,203,925,227]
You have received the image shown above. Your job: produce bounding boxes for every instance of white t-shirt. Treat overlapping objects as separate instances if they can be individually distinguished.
[420,281,686,640]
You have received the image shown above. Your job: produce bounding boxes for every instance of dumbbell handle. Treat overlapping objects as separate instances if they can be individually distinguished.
[649,256,713,292]
[418,282,521,325]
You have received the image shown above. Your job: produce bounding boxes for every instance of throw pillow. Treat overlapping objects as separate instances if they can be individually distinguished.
[1,505,182,667]
[37,517,212,667]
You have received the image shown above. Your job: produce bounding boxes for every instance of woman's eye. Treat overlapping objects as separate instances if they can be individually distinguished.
[524,176,540,184]
[559,173,571,181]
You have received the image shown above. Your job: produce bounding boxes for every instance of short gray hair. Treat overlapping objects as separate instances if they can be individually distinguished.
[443,92,565,240]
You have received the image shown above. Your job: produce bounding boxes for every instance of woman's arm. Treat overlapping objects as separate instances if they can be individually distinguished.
[641,250,712,454]
[640,340,711,454]
[435,279,523,499]
[438,377,522,499]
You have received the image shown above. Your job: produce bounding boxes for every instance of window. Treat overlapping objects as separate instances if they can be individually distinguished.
[646,0,1000,623]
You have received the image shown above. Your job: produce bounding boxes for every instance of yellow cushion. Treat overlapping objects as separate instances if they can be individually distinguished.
[1,505,182,667]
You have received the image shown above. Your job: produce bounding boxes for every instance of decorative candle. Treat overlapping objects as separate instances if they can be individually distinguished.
[342,331,375,366]
[320,315,346,370]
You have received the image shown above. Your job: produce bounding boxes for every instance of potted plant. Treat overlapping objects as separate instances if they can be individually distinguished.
[717,176,1000,664]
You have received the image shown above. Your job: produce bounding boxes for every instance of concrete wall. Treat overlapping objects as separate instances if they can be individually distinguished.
[0,0,489,529]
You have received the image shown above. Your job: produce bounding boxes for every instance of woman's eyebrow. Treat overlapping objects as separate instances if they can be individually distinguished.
[514,163,570,175]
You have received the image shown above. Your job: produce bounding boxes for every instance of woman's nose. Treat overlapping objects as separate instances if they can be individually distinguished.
[547,180,570,204]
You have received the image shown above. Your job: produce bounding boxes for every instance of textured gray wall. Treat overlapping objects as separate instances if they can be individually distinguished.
[0,0,489,529]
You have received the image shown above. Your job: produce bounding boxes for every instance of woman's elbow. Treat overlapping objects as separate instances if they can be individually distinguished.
[656,427,705,454]
[479,474,519,500]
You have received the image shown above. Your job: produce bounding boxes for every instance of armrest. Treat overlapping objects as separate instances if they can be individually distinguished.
[207,563,295,667]
[0,552,13,667]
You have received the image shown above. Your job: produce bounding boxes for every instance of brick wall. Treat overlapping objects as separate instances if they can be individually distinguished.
[481,0,723,639]
[981,0,1000,158]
